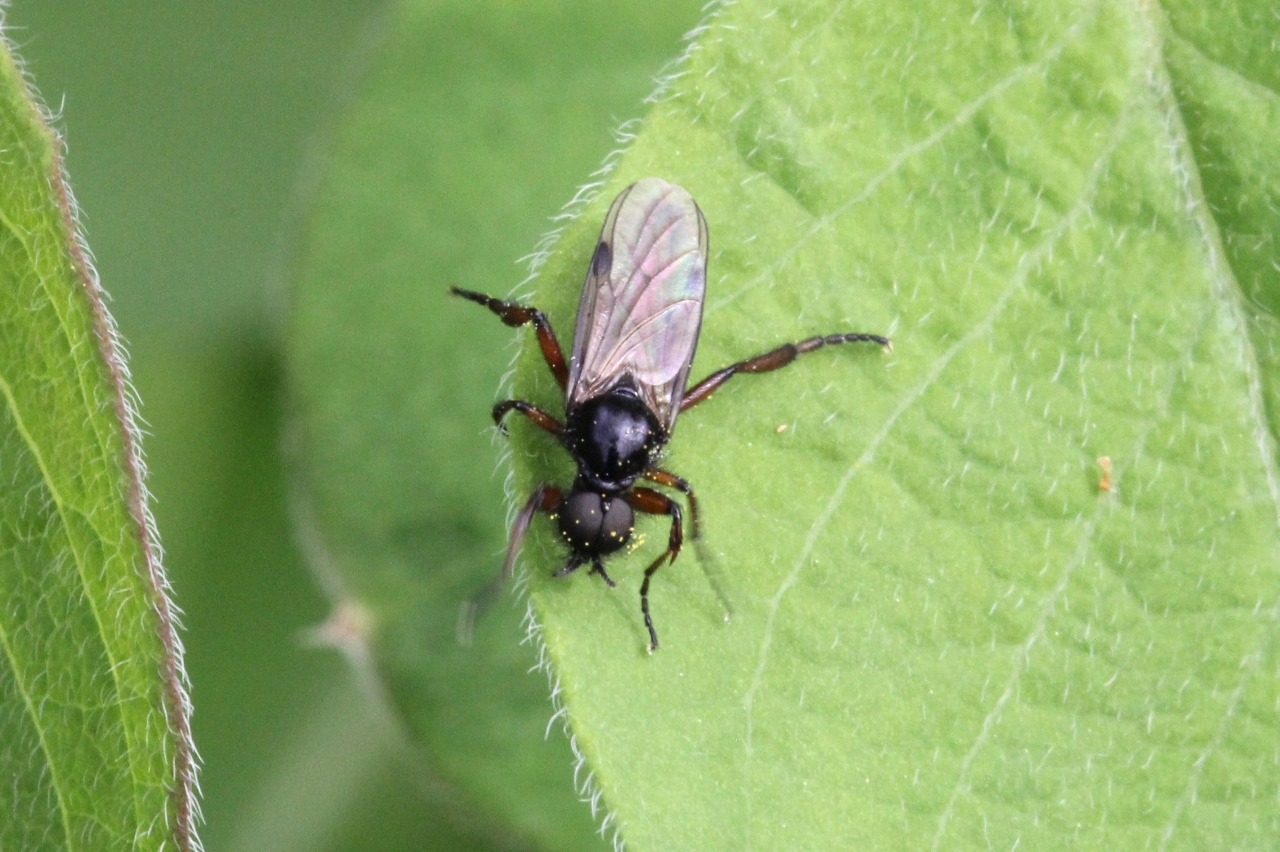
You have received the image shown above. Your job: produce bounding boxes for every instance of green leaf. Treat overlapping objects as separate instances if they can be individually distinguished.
[284,0,702,848]
[0,28,197,852]
[503,0,1280,848]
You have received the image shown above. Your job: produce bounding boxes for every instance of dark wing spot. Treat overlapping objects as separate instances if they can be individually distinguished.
[591,240,612,280]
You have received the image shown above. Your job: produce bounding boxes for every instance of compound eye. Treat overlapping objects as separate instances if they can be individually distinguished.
[600,496,634,550]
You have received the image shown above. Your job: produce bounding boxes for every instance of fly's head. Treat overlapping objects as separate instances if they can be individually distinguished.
[558,489,634,557]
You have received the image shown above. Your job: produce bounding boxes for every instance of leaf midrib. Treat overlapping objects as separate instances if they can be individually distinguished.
[1138,3,1280,846]
[1142,3,1280,517]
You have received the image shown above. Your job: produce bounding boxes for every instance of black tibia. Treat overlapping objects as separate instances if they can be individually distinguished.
[643,467,699,540]
[624,486,684,652]
[680,330,891,411]
[492,399,564,436]
[451,287,569,390]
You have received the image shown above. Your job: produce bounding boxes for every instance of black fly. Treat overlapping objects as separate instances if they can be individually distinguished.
[454,178,890,651]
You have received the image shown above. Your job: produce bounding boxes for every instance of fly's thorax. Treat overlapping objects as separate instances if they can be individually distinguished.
[564,388,666,491]
[558,488,633,556]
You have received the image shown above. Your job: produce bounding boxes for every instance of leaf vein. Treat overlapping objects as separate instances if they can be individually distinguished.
[0,375,76,849]
[0,369,146,844]
[927,83,1141,850]
[711,2,1097,313]
[744,38,1134,848]
[1141,4,1280,844]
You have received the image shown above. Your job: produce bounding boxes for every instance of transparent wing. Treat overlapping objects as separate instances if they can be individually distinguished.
[566,178,708,433]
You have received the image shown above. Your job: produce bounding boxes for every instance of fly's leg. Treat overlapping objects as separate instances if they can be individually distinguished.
[554,555,617,587]
[458,483,563,644]
[624,487,684,653]
[451,287,569,390]
[588,557,617,587]
[680,331,891,411]
[642,467,699,540]
[492,400,564,437]
[641,466,733,622]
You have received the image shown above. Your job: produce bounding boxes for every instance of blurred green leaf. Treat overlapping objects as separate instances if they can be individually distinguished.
[504,0,1280,849]
[286,0,702,848]
[0,31,195,852]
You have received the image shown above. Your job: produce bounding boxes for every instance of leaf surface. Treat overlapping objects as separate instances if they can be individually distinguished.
[0,27,197,852]
[504,0,1280,848]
